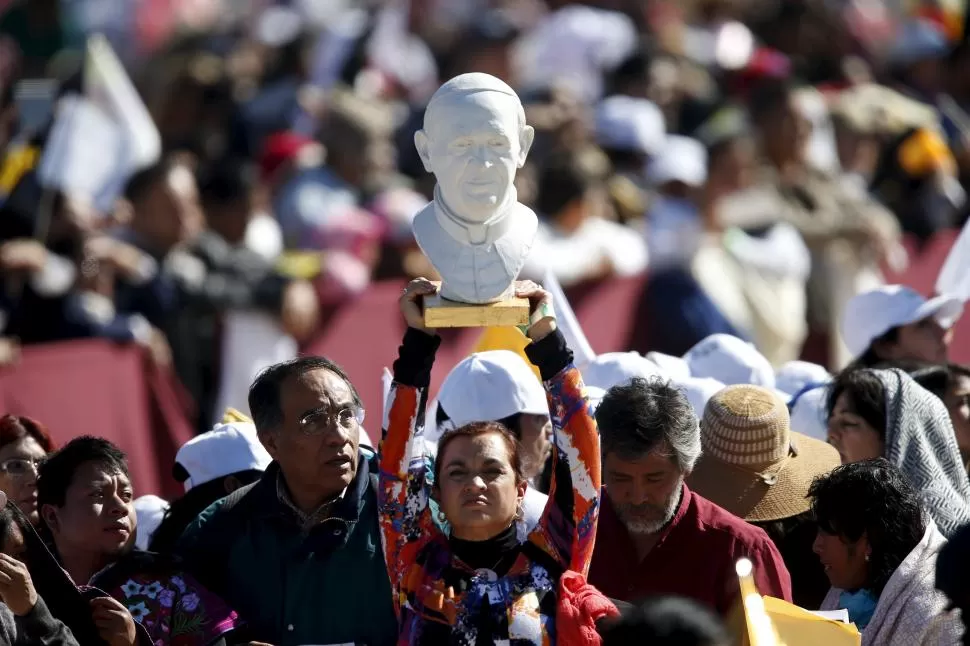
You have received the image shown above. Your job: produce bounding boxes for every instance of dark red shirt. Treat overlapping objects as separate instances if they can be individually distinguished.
[588,485,792,615]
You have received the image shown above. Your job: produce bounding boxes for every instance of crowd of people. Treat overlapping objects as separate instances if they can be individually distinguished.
[2,0,970,644]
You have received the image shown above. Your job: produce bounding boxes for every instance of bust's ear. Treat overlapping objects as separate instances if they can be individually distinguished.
[517,125,535,168]
[414,130,434,173]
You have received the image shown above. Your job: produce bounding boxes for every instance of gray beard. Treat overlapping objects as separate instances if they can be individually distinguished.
[617,480,683,536]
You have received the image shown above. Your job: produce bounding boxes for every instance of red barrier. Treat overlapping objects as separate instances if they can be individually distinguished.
[0,340,193,498]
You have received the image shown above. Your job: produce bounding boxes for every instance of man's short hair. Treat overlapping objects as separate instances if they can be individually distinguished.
[595,377,702,472]
[248,356,362,433]
[38,436,129,510]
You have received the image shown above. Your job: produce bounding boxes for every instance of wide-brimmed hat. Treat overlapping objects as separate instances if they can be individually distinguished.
[688,384,839,522]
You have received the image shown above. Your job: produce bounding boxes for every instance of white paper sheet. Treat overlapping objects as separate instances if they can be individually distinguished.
[808,609,850,624]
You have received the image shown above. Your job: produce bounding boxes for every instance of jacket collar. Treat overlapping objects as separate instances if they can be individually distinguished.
[249,449,373,527]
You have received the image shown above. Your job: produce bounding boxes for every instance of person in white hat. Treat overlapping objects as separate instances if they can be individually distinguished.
[644,136,708,271]
[684,333,776,389]
[132,494,170,552]
[841,285,964,366]
[434,350,553,540]
[581,352,664,392]
[436,350,552,491]
[149,421,272,553]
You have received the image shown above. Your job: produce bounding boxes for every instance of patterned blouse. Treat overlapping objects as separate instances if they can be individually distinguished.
[379,328,601,646]
[86,550,241,646]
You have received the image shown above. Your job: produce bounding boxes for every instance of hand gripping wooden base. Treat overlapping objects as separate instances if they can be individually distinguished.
[422,289,529,329]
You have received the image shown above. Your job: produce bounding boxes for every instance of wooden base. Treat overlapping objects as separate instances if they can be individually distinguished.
[423,292,530,328]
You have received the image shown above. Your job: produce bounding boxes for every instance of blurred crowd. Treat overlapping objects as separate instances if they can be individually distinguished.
[0,0,969,434]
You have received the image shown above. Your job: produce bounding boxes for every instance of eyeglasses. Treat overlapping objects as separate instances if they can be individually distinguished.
[298,405,365,436]
[0,458,41,478]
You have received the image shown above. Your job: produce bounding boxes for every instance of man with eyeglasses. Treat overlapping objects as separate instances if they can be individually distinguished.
[176,356,397,646]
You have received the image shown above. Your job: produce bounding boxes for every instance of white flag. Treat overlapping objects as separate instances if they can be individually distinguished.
[937,218,970,302]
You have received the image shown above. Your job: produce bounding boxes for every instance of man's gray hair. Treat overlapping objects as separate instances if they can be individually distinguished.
[594,377,702,472]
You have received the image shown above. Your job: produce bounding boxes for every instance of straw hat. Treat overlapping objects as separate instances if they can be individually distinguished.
[688,385,839,522]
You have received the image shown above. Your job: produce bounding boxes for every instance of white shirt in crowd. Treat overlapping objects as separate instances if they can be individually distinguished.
[523,217,648,286]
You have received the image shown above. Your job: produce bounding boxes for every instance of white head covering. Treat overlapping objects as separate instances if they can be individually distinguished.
[581,352,664,391]
[789,385,829,442]
[133,495,169,551]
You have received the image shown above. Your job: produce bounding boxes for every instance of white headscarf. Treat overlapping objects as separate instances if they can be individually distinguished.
[875,369,970,538]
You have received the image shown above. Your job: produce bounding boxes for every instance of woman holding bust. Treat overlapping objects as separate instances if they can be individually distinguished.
[379,277,602,645]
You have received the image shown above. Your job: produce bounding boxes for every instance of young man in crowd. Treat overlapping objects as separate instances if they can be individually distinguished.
[587,377,792,614]
[176,356,397,645]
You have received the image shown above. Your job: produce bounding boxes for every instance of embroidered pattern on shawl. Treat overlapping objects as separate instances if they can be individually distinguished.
[874,369,970,537]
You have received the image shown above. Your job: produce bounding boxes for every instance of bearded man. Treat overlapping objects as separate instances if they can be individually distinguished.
[587,377,792,615]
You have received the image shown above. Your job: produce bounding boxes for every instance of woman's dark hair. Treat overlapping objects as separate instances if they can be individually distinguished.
[433,421,525,485]
[826,368,888,439]
[148,469,262,554]
[808,459,925,596]
[0,414,56,453]
[855,328,900,367]
[752,511,831,609]
[599,596,728,646]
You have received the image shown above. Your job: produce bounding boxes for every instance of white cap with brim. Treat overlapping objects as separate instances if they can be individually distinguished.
[675,376,726,419]
[645,352,692,381]
[176,422,273,493]
[646,135,707,188]
[133,495,170,551]
[841,285,964,358]
[789,386,830,443]
[684,334,775,389]
[595,95,666,157]
[437,351,549,431]
[775,360,832,398]
[581,352,665,391]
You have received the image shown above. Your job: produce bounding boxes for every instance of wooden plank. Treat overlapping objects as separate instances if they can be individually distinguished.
[423,292,530,328]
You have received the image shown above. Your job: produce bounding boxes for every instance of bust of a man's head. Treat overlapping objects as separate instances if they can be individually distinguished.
[415,73,535,224]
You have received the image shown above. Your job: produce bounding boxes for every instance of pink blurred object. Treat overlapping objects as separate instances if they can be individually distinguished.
[368,186,428,245]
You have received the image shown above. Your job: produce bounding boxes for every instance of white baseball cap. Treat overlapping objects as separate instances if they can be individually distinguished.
[175,422,273,492]
[684,334,775,389]
[841,285,964,357]
[595,95,666,157]
[645,351,692,381]
[775,361,831,398]
[646,135,707,188]
[581,352,664,391]
[436,351,549,429]
[674,376,726,419]
[133,495,169,551]
[789,386,829,442]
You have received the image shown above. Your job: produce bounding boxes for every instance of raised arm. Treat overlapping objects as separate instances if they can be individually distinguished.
[518,283,601,577]
[378,279,443,614]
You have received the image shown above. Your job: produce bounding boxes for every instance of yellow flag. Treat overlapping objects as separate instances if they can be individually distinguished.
[471,326,542,381]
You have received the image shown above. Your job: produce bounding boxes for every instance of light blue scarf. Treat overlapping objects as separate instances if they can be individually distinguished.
[839,589,878,629]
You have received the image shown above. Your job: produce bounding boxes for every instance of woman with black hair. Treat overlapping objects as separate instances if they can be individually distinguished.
[811,460,961,645]
[826,367,970,536]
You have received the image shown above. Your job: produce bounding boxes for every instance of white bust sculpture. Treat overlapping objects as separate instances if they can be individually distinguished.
[412,73,538,304]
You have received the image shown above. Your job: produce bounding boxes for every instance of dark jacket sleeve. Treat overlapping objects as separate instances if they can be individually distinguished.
[174,497,233,598]
[0,597,81,646]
